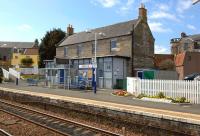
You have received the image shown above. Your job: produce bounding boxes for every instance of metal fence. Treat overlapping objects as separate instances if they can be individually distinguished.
[127,77,200,104]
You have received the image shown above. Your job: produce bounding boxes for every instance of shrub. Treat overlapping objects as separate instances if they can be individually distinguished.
[180,97,186,103]
[157,92,165,99]
[137,93,147,99]
[21,58,34,67]
[173,97,187,103]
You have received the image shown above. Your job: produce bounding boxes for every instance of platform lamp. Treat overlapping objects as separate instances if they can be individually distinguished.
[85,30,106,94]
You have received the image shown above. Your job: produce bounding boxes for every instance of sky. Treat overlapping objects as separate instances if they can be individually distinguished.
[0,0,199,54]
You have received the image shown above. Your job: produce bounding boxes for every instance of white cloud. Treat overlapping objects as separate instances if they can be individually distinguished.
[150,11,179,22]
[157,3,170,11]
[177,0,192,13]
[17,24,32,31]
[119,0,134,15]
[92,0,119,8]
[141,0,151,3]
[149,22,171,33]
[155,45,170,54]
[187,24,196,30]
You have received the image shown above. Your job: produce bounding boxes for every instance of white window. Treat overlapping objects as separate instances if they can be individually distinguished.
[64,47,68,56]
[110,39,117,51]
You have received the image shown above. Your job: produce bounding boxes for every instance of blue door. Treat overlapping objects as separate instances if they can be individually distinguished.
[137,71,143,79]
[60,69,64,83]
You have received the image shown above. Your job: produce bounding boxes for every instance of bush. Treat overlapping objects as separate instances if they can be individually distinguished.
[175,97,187,103]
[137,93,147,99]
[21,58,34,67]
[157,92,165,99]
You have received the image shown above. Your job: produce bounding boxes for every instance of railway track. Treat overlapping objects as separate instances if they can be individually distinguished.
[0,129,12,136]
[0,100,121,136]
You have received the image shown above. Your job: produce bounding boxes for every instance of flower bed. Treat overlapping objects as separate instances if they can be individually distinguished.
[111,90,130,97]
[136,92,190,104]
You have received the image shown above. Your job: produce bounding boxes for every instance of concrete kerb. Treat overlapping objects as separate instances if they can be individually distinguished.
[0,86,200,126]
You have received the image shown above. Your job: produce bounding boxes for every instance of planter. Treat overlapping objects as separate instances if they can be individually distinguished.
[141,97,172,103]
[111,90,130,97]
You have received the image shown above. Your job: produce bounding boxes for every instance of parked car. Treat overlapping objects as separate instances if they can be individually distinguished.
[184,73,200,80]
[194,75,200,81]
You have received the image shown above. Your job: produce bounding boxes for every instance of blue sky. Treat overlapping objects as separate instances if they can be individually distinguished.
[0,0,199,54]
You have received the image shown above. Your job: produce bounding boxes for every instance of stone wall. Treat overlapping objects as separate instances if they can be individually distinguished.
[133,20,154,69]
[0,89,200,136]
[56,35,132,59]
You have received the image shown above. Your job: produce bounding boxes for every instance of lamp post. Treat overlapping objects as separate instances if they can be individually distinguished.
[86,31,105,93]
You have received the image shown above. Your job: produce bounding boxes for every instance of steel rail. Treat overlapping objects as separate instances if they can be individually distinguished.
[0,100,121,136]
[0,129,13,136]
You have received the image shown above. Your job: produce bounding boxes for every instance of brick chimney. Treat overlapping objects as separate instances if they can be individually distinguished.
[138,3,147,22]
[67,24,74,36]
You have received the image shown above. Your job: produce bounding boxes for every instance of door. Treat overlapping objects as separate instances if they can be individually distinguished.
[60,69,64,84]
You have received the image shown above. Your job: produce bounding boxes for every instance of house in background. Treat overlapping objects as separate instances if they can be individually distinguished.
[171,33,200,79]
[11,47,39,68]
[50,4,155,89]
[175,52,200,79]
[0,41,39,74]
[171,32,200,55]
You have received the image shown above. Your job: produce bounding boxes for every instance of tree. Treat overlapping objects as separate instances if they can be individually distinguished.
[159,59,175,70]
[21,58,34,67]
[39,28,65,68]
[34,39,39,47]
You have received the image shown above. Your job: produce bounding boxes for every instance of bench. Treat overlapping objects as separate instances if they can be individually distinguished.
[27,78,38,86]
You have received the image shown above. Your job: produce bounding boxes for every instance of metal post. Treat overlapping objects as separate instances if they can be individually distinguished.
[94,33,97,93]
[64,68,66,89]
[16,78,18,86]
[68,59,70,90]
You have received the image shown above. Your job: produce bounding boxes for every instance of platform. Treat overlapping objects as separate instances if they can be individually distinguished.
[1,82,200,135]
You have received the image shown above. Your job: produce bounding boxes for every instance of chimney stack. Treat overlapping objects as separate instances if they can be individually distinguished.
[67,24,74,36]
[181,32,187,38]
[138,3,147,22]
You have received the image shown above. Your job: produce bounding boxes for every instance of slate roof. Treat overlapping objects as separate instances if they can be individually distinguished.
[181,34,200,41]
[0,41,34,48]
[24,48,39,55]
[59,19,139,46]
[188,34,200,41]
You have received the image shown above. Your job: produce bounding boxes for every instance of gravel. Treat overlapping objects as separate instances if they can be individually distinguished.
[0,111,63,136]
[0,99,142,136]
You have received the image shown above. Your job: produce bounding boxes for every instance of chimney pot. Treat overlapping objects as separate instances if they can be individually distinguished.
[67,24,74,36]
[138,3,147,22]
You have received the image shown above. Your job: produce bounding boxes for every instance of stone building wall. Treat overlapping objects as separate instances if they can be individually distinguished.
[133,20,154,69]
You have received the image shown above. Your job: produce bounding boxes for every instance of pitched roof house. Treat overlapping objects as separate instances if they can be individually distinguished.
[53,4,155,88]
[175,52,200,79]
[171,33,200,55]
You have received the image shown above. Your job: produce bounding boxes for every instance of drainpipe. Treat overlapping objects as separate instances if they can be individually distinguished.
[131,25,135,77]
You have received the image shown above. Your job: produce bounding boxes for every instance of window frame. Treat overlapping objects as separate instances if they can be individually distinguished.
[110,39,117,52]
[64,47,68,56]
[77,44,82,56]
